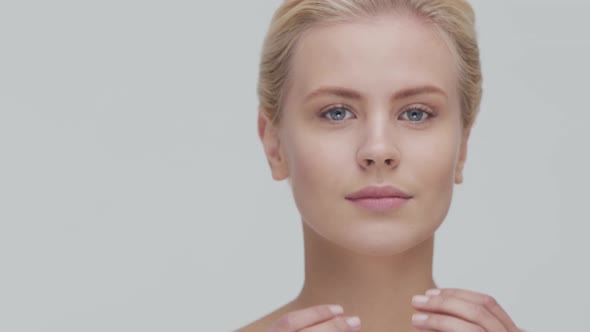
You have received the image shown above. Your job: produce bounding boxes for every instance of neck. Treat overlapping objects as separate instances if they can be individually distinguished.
[293,222,437,332]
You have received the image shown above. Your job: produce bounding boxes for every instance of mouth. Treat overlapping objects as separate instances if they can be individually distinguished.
[345,185,412,211]
[346,197,411,211]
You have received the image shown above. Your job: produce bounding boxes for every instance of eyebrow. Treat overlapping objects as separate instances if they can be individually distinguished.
[304,85,447,102]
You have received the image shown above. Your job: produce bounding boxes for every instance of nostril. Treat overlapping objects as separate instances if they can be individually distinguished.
[361,159,397,168]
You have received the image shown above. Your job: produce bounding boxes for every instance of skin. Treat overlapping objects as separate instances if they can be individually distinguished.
[237,13,522,332]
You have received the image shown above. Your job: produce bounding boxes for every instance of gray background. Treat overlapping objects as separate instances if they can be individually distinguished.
[1,1,588,331]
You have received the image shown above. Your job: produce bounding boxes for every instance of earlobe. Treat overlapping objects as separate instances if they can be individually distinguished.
[257,110,289,180]
[455,126,472,185]
[455,172,463,184]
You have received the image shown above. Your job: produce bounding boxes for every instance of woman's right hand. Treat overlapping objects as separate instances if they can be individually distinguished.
[268,305,361,332]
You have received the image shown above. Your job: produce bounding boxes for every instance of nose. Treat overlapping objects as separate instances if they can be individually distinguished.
[356,127,400,171]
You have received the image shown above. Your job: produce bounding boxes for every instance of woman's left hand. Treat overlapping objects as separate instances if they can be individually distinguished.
[411,288,524,332]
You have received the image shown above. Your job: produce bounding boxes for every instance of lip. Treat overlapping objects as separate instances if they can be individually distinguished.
[345,185,412,211]
[346,185,412,200]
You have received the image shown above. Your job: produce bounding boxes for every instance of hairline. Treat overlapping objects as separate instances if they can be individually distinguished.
[274,11,463,126]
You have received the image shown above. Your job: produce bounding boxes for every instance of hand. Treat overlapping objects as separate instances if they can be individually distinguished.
[268,304,361,332]
[411,288,525,332]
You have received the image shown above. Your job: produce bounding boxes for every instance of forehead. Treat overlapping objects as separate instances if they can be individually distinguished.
[287,14,459,104]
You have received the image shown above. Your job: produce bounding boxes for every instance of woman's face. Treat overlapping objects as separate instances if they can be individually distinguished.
[260,14,470,256]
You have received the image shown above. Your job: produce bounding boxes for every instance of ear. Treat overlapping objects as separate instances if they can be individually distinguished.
[455,126,472,185]
[258,110,289,180]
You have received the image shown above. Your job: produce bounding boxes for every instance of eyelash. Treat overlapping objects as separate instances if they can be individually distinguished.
[319,105,435,123]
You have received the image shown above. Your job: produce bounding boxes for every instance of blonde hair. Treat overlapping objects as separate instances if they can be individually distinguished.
[257,0,482,128]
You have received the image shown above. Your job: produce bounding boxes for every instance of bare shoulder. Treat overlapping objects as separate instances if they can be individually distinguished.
[233,301,298,332]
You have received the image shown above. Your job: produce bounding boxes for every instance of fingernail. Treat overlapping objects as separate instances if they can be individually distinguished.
[329,305,344,315]
[345,316,361,329]
[426,288,441,296]
[412,313,429,322]
[412,295,429,304]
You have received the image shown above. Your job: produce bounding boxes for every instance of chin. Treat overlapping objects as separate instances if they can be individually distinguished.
[367,231,433,256]
[325,220,437,257]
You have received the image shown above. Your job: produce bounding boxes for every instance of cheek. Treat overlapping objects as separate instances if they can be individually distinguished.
[407,136,458,183]
[401,129,460,219]
[286,130,349,194]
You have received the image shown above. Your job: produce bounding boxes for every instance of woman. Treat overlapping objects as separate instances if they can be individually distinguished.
[238,0,523,331]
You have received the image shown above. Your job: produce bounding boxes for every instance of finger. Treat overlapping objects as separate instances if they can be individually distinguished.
[412,294,507,332]
[425,288,520,332]
[268,304,345,332]
[412,311,488,332]
[301,316,361,332]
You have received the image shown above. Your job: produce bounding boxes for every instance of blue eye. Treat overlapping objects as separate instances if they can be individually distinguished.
[322,107,354,121]
[400,107,431,122]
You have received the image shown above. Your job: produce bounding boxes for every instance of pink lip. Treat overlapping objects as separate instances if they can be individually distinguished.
[345,185,412,211]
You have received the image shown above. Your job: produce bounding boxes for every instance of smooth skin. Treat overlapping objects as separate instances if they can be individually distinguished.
[238,13,523,332]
